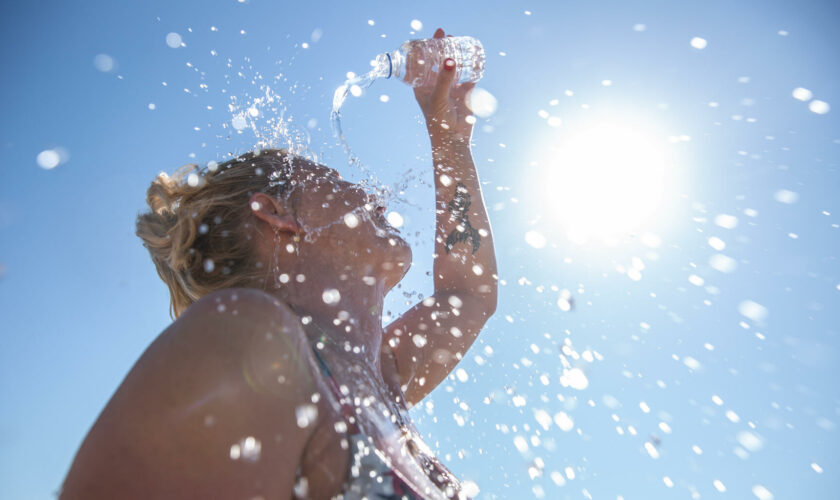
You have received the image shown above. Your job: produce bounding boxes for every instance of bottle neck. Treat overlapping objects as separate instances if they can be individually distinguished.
[377,50,404,81]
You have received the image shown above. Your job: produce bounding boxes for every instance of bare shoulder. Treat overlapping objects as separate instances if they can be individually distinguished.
[177,287,302,340]
[60,288,321,499]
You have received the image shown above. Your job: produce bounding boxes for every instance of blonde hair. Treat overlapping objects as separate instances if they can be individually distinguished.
[136,149,293,318]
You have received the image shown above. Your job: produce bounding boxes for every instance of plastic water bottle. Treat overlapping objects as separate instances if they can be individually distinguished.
[331,36,485,168]
[375,35,486,88]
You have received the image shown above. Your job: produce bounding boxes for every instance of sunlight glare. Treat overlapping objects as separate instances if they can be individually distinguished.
[541,121,668,243]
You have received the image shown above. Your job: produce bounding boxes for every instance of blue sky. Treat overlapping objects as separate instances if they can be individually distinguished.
[1,0,838,498]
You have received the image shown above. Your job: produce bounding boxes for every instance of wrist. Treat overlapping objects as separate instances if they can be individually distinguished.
[430,133,472,157]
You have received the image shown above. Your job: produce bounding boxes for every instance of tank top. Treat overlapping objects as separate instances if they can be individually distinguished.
[300,346,468,500]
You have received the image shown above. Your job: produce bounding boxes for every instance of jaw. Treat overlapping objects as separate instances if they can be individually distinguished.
[380,243,412,291]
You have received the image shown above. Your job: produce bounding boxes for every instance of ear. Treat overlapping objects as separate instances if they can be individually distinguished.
[249,192,300,234]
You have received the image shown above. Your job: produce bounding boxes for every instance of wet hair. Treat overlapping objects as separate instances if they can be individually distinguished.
[136,149,293,318]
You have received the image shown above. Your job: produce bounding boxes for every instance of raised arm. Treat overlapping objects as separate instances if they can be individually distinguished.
[384,28,498,407]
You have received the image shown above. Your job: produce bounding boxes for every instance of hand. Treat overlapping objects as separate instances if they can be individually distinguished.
[413,28,476,145]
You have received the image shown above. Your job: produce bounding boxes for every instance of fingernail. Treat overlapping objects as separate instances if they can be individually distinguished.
[444,58,455,70]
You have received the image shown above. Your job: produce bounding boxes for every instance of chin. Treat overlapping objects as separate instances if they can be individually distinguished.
[382,237,412,290]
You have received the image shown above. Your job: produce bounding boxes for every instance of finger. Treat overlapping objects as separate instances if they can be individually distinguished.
[434,28,445,38]
[431,58,457,106]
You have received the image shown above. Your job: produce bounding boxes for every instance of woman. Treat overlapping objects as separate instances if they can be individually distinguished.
[61,28,497,500]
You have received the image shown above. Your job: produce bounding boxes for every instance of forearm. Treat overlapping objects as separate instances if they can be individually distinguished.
[430,137,498,311]
[382,137,497,404]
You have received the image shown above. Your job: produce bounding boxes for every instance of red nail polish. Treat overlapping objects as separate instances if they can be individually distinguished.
[444,58,455,70]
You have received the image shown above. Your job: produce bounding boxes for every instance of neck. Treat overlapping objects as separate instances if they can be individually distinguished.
[266,274,388,369]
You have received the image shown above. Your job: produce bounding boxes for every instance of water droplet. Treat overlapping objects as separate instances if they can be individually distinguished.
[294,476,309,497]
[738,300,768,322]
[296,404,318,428]
[231,115,248,130]
[690,37,708,49]
[774,189,799,204]
[410,19,423,31]
[752,484,773,500]
[467,87,498,118]
[688,274,705,286]
[322,288,341,305]
[553,411,574,431]
[683,356,702,370]
[709,254,737,273]
[809,99,830,114]
[36,150,61,170]
[633,23,647,32]
[386,211,403,227]
[230,436,261,461]
[93,54,115,72]
[343,212,359,228]
[714,214,738,229]
[792,87,813,101]
[708,236,725,250]
[166,32,183,48]
[525,230,546,249]
[736,430,764,452]
[557,297,571,312]
[462,481,479,497]
[560,368,588,390]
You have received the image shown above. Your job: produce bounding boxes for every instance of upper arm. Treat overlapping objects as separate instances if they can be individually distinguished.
[61,288,321,500]
[384,291,494,406]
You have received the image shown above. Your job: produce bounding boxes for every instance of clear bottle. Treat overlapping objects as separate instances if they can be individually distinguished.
[332,36,486,118]
[375,35,486,87]
[331,36,485,169]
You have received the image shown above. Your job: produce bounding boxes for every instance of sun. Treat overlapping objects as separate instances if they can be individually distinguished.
[539,120,669,243]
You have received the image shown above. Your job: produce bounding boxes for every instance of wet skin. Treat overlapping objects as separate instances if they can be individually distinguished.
[60,27,497,500]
